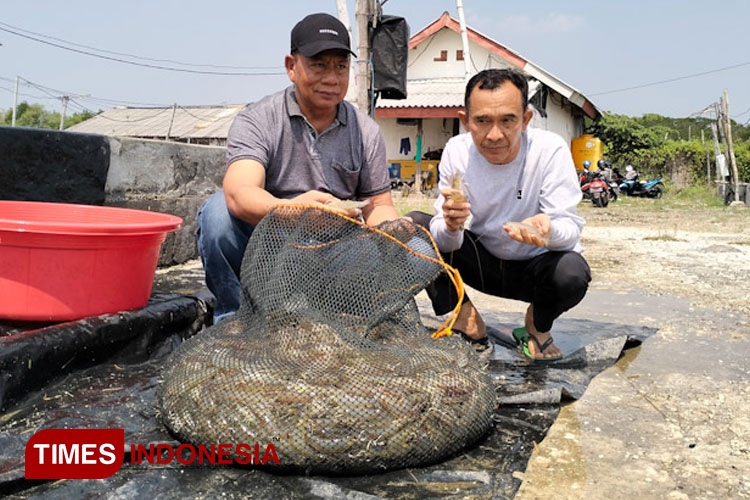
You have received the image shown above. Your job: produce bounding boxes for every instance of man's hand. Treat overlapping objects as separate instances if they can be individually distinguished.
[290,190,337,206]
[503,213,551,247]
[440,188,471,233]
[282,190,359,217]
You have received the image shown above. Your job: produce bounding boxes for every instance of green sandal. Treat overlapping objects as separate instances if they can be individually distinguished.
[512,327,563,363]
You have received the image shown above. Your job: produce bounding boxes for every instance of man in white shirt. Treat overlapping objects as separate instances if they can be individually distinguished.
[408,68,590,362]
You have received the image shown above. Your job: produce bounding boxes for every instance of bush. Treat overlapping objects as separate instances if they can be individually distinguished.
[626,141,708,187]
[590,112,750,185]
[731,141,750,183]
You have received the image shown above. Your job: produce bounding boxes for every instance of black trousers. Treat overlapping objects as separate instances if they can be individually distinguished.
[408,211,591,333]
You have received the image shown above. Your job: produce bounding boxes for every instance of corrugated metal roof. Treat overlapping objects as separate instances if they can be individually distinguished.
[377,79,465,109]
[67,105,245,139]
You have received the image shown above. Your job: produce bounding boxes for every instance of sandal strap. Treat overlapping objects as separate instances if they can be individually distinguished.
[526,331,555,353]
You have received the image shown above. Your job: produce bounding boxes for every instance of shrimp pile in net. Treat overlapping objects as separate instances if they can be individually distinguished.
[158,205,495,474]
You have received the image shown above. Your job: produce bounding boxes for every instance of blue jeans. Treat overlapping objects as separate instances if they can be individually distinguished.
[197,191,255,324]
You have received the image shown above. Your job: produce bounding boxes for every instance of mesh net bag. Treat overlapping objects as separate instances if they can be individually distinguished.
[158,205,496,474]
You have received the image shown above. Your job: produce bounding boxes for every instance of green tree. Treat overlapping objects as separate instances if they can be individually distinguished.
[732,141,750,183]
[64,110,94,128]
[2,101,97,130]
[4,101,30,124]
[589,111,750,185]
[589,113,661,159]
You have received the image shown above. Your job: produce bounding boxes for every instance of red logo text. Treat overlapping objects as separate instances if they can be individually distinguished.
[129,443,279,466]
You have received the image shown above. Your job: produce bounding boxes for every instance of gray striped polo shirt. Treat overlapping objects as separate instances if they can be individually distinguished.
[226,86,390,200]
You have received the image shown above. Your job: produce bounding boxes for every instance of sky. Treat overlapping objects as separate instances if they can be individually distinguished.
[2,0,750,121]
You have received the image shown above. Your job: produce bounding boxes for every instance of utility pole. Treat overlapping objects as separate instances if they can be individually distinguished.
[165,103,177,141]
[334,0,356,105]
[59,96,69,130]
[12,76,19,127]
[701,128,710,188]
[722,89,741,204]
[58,94,90,130]
[456,0,472,84]
[334,0,353,37]
[709,122,724,184]
[354,0,373,114]
[715,102,730,183]
[415,118,423,193]
[701,129,710,187]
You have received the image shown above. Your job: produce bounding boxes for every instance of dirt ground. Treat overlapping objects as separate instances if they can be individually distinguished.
[513,197,750,500]
[578,198,750,318]
[396,192,750,499]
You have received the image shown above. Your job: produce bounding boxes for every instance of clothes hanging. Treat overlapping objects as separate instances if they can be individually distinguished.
[399,137,411,155]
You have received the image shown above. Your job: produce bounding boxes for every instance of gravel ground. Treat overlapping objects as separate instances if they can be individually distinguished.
[579,200,750,317]
[515,197,750,500]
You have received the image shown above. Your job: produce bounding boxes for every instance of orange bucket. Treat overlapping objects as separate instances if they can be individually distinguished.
[0,201,182,321]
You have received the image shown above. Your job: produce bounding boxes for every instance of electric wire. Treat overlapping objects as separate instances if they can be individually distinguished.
[6,74,244,112]
[407,35,435,67]
[68,98,171,122]
[0,21,280,70]
[591,62,750,96]
[0,25,286,76]
[0,85,57,101]
[176,105,239,122]
[8,76,242,125]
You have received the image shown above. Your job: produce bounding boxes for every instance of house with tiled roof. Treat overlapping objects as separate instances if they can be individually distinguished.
[374,12,600,184]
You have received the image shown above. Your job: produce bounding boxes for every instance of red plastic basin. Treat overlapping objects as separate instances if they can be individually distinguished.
[0,201,183,321]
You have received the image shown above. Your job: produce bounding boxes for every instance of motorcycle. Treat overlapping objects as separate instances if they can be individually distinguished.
[597,166,619,202]
[581,170,610,207]
[613,168,665,198]
[579,162,594,200]
[606,177,619,202]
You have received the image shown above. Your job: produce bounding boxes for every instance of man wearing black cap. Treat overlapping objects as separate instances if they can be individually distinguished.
[197,13,400,323]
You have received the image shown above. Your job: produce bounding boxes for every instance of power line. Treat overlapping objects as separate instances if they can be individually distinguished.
[688,104,717,118]
[176,105,238,122]
[0,25,286,76]
[0,21,280,70]
[4,74,246,111]
[731,105,750,120]
[68,98,172,122]
[15,76,172,107]
[407,35,435,67]
[19,78,65,101]
[591,61,750,97]
[0,85,57,101]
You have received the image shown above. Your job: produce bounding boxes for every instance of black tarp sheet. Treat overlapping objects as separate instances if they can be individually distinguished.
[371,16,409,100]
[0,293,654,499]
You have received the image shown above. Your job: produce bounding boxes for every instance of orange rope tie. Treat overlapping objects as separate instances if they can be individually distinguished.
[271,203,464,339]
[431,266,464,339]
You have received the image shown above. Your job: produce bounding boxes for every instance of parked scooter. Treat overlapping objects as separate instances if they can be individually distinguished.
[613,166,665,198]
[579,161,593,200]
[597,159,619,202]
[581,170,610,207]
[605,177,619,202]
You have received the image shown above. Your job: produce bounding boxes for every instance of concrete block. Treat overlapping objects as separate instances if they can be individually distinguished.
[0,126,109,204]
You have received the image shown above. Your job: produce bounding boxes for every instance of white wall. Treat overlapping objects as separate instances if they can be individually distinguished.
[381,27,584,159]
[408,29,512,80]
[530,91,582,146]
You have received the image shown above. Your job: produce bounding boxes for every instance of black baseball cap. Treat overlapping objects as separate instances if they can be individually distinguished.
[291,13,356,57]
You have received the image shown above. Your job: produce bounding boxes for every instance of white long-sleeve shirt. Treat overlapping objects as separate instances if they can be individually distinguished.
[430,128,584,260]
